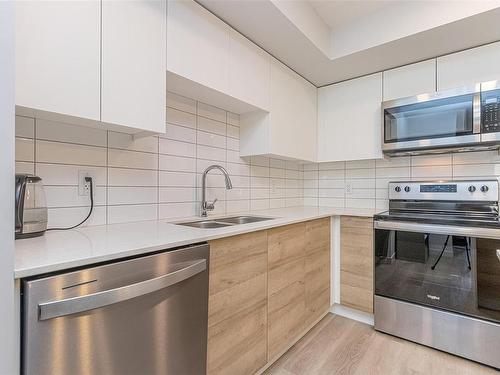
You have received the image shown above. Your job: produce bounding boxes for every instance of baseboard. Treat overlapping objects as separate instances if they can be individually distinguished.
[255,310,330,375]
[330,304,374,326]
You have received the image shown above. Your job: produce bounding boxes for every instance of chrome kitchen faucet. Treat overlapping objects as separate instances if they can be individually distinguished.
[200,165,232,217]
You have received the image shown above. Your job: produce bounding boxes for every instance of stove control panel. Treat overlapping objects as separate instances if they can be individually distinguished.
[389,180,498,201]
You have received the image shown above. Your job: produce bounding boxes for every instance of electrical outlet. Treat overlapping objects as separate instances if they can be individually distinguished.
[345,183,353,196]
[78,170,96,196]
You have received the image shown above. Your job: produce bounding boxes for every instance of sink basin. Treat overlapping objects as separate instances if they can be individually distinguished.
[215,216,275,224]
[177,220,233,229]
[175,215,276,229]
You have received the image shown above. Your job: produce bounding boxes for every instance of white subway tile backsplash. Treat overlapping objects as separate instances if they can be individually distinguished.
[227,124,239,139]
[159,138,196,157]
[159,202,197,220]
[226,112,240,127]
[37,118,107,147]
[196,131,226,149]
[108,168,157,187]
[163,123,197,143]
[108,186,158,205]
[45,186,106,208]
[159,171,196,187]
[16,162,34,175]
[37,140,106,166]
[15,116,34,138]
[412,165,452,178]
[166,107,196,128]
[37,164,107,186]
[15,138,34,162]
[197,102,226,123]
[108,204,158,224]
[197,116,226,136]
[48,206,106,228]
[159,187,196,203]
[160,154,196,172]
[108,132,158,153]
[108,149,158,170]
[166,92,196,114]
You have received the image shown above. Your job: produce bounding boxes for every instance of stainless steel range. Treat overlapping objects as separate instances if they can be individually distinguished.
[374,180,500,368]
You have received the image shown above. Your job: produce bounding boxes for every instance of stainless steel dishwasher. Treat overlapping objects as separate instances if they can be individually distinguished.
[22,243,209,375]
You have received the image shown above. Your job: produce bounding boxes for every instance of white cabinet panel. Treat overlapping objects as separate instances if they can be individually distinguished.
[383,59,436,101]
[229,29,270,111]
[318,73,383,162]
[167,0,230,94]
[269,59,316,161]
[241,59,316,162]
[15,0,100,120]
[102,0,166,133]
[437,41,500,90]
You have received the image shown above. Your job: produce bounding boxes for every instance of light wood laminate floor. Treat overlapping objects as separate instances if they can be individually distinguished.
[265,313,498,375]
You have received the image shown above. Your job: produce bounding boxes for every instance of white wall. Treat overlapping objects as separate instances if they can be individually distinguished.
[0,1,16,374]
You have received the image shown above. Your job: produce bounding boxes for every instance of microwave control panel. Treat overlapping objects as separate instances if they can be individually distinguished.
[482,89,500,133]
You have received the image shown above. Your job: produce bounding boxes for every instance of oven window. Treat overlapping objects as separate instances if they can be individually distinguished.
[375,229,500,323]
[384,94,474,143]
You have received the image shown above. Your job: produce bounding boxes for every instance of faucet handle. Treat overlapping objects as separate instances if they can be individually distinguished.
[204,198,218,211]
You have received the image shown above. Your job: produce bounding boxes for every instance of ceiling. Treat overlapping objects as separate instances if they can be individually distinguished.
[197,0,500,86]
[308,0,392,30]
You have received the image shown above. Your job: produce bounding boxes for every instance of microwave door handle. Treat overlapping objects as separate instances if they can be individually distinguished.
[38,258,206,321]
[473,92,481,134]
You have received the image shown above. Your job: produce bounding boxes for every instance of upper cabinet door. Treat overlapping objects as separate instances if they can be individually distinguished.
[15,1,100,120]
[383,59,436,101]
[167,0,230,94]
[437,41,500,91]
[269,59,317,162]
[229,29,270,111]
[101,0,166,133]
[318,73,383,162]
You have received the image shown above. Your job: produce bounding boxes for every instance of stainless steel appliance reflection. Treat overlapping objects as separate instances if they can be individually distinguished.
[374,180,500,369]
[22,244,209,375]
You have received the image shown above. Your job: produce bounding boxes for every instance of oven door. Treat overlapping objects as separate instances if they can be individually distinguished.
[374,220,500,324]
[382,86,481,152]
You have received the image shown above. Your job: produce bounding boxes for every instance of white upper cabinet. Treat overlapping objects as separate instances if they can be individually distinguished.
[269,59,316,161]
[15,1,101,121]
[240,59,317,162]
[383,59,436,101]
[167,0,230,94]
[229,29,270,111]
[16,0,166,134]
[437,41,500,90]
[101,0,166,133]
[318,73,383,162]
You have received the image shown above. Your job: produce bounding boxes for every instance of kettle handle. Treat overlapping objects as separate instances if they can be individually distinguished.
[15,174,28,233]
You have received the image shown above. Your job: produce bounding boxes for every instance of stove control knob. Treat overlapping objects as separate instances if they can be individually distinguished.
[481,185,489,193]
[404,186,411,192]
[395,186,401,192]
[468,185,476,193]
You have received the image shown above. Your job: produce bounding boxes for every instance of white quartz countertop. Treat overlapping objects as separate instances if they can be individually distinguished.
[14,206,379,278]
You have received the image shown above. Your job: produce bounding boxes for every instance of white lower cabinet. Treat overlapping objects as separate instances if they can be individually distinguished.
[318,73,383,162]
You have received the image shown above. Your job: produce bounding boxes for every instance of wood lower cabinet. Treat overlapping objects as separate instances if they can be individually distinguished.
[207,218,331,373]
[340,216,374,313]
[268,218,331,360]
[207,231,268,375]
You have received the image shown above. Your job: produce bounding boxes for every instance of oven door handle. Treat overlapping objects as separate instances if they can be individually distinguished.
[374,220,500,239]
[38,258,207,321]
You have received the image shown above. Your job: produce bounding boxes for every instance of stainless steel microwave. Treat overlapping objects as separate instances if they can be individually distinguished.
[382,81,500,155]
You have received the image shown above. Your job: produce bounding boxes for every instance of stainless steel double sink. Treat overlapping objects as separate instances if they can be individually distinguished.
[176,215,275,229]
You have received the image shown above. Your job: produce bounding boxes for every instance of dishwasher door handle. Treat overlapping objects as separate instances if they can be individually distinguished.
[38,258,207,321]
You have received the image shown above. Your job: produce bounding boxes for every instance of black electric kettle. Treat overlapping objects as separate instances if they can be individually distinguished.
[15,174,48,239]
